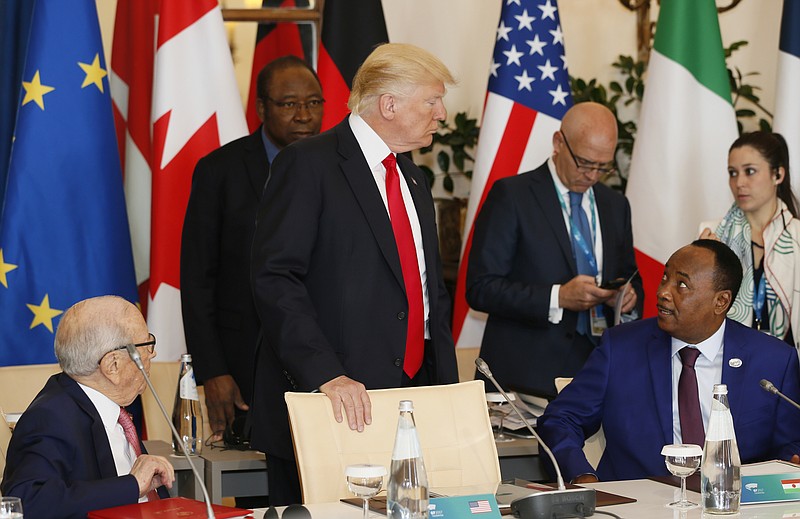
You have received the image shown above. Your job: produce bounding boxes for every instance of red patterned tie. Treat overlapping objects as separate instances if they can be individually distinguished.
[118,408,160,501]
[678,348,705,446]
[383,154,425,378]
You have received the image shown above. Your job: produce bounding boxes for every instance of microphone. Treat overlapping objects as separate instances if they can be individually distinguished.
[475,358,596,518]
[126,344,217,519]
[760,379,800,412]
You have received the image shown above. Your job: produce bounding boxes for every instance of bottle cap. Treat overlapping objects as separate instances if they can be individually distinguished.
[181,353,192,362]
[399,400,414,412]
[713,383,727,394]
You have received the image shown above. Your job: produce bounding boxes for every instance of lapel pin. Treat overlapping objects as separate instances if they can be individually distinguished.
[411,177,418,186]
[729,358,742,368]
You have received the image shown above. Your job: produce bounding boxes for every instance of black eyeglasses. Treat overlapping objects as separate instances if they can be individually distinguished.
[98,333,156,364]
[560,131,616,178]
[265,97,325,114]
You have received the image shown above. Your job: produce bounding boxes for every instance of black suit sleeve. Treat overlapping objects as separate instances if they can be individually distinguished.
[466,180,554,325]
[180,155,228,383]
[250,145,346,391]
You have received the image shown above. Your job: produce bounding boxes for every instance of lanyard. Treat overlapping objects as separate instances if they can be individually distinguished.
[753,273,767,329]
[556,188,598,277]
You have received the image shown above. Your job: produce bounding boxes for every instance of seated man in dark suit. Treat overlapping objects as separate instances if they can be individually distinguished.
[538,240,800,483]
[1,296,174,519]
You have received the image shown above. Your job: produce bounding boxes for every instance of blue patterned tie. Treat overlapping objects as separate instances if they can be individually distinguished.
[569,191,593,337]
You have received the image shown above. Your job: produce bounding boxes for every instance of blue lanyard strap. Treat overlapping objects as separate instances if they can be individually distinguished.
[556,189,598,277]
[753,273,767,327]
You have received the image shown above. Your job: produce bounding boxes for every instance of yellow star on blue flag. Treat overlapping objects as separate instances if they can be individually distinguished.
[0,0,137,365]
[27,294,63,332]
[21,70,55,110]
[78,53,107,92]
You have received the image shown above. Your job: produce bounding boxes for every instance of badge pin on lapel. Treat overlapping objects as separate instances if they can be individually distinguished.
[729,358,743,368]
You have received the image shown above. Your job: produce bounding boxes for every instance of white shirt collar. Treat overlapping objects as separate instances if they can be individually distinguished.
[670,319,727,362]
[348,113,393,170]
[78,382,122,433]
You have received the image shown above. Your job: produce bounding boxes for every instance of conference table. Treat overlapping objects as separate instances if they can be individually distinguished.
[248,479,800,518]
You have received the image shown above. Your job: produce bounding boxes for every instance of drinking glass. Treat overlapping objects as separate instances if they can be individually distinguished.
[487,392,515,442]
[661,444,703,509]
[345,464,387,519]
[0,496,23,518]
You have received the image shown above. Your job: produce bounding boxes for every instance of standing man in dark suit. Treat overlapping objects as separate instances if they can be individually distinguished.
[180,56,323,441]
[1,296,173,519]
[250,43,460,504]
[538,240,800,482]
[466,102,642,398]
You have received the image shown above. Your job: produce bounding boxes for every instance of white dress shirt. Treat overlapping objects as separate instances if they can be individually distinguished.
[348,114,430,338]
[547,158,605,323]
[78,383,148,502]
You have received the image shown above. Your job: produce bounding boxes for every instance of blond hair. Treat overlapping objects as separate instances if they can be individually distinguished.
[348,43,456,116]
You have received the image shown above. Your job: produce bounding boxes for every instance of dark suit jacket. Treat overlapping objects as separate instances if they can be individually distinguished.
[249,118,459,454]
[1,374,168,519]
[180,129,269,402]
[466,162,642,397]
[537,318,800,481]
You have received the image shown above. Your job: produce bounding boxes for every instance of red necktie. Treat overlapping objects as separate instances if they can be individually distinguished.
[678,347,705,446]
[383,154,425,378]
[118,408,160,501]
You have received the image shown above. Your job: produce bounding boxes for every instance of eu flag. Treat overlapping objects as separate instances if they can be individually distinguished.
[0,0,137,365]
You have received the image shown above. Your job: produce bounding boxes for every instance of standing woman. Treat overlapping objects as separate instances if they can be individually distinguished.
[701,132,800,349]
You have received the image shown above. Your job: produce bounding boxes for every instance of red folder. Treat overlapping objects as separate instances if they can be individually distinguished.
[87,497,253,518]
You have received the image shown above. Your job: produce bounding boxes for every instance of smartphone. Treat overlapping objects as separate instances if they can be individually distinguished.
[599,278,627,290]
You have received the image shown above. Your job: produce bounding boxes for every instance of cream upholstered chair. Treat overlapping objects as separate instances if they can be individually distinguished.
[0,363,61,480]
[0,363,61,418]
[554,377,606,469]
[0,361,208,450]
[285,380,501,504]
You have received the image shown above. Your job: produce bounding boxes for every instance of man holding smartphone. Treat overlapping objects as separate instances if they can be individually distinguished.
[466,102,642,398]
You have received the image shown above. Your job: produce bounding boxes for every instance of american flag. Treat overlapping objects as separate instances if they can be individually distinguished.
[469,499,493,514]
[453,0,572,347]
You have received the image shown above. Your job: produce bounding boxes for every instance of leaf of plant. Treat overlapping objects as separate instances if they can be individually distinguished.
[443,174,454,193]
[437,150,450,173]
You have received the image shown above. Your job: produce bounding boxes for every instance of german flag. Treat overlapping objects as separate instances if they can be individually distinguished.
[317,0,388,130]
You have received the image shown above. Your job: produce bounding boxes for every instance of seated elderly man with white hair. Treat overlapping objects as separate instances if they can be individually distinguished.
[1,295,174,519]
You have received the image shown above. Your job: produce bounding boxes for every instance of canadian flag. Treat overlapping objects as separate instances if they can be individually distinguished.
[111,0,247,360]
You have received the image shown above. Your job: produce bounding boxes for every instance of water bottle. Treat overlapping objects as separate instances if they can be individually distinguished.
[701,384,741,514]
[387,400,429,519]
[171,353,203,455]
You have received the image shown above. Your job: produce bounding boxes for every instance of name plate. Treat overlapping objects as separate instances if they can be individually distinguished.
[742,472,800,505]
[429,494,502,518]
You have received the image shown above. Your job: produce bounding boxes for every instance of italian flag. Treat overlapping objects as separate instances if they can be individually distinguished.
[626,0,737,315]
[782,479,800,493]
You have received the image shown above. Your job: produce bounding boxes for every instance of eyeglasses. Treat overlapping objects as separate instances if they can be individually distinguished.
[560,131,617,178]
[265,97,325,114]
[98,333,156,364]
